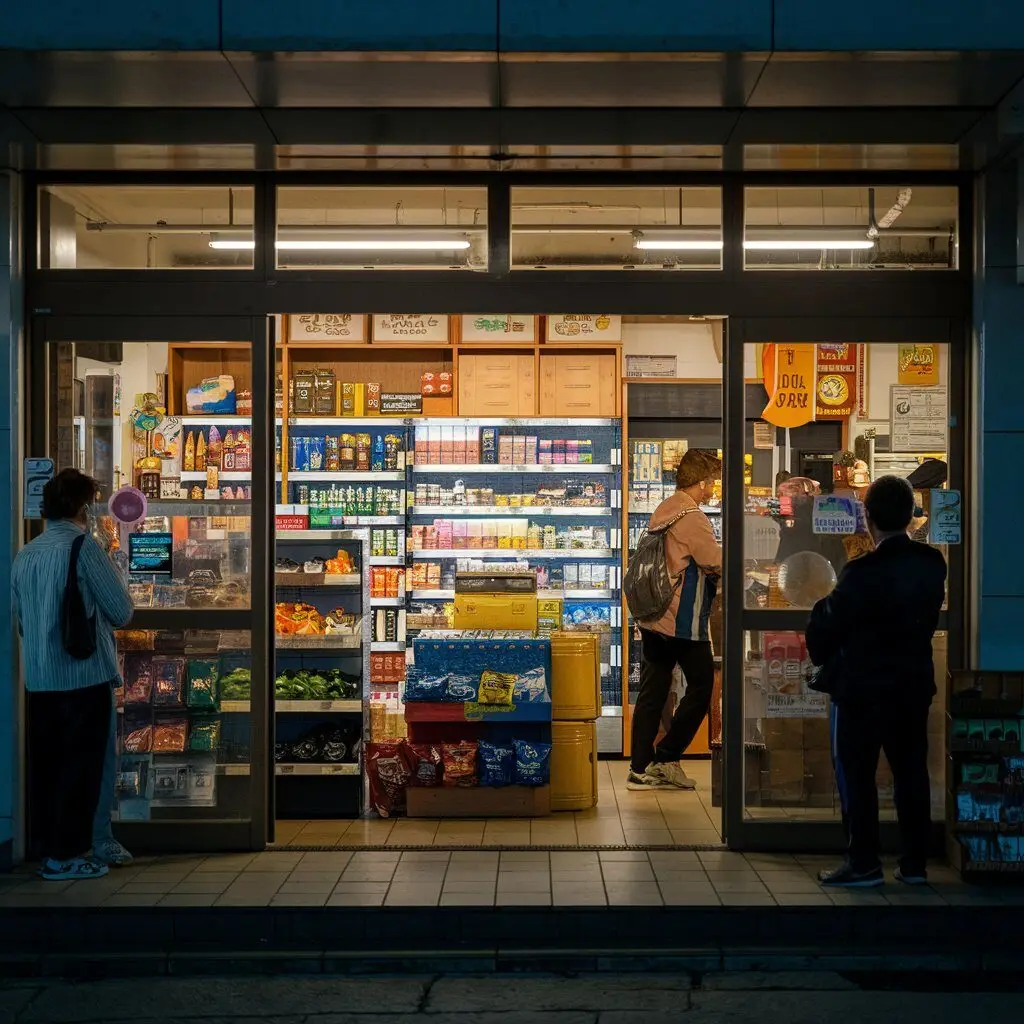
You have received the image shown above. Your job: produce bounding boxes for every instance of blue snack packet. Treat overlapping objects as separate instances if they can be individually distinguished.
[514,740,552,786]
[478,741,513,787]
[446,673,479,703]
[403,671,449,702]
[513,666,550,704]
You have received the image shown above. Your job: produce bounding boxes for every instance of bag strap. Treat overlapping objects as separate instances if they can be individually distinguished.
[68,532,86,589]
[648,505,696,535]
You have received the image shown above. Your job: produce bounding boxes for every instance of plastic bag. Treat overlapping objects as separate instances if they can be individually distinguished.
[186,659,220,710]
[442,741,478,787]
[404,743,442,787]
[188,717,221,753]
[478,741,513,787]
[124,656,154,705]
[513,666,550,704]
[445,674,479,703]
[152,657,186,706]
[152,717,188,753]
[478,670,516,706]
[514,740,551,786]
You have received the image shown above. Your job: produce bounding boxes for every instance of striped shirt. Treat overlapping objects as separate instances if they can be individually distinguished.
[11,519,134,693]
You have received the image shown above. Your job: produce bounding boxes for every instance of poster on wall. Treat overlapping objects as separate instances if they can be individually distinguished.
[545,314,622,342]
[625,354,677,378]
[23,457,55,519]
[766,692,829,718]
[890,385,948,452]
[929,489,962,544]
[760,343,816,428]
[460,315,536,342]
[289,314,366,341]
[898,343,940,386]
[373,314,449,342]
[815,343,858,419]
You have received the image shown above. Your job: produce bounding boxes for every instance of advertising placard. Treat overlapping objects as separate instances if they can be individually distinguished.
[373,314,449,342]
[289,314,366,341]
[545,314,622,341]
[890,385,947,452]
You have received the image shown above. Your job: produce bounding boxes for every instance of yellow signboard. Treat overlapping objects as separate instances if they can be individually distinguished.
[761,344,817,428]
[897,344,940,386]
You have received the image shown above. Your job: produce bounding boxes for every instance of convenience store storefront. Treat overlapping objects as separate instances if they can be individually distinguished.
[17,173,970,858]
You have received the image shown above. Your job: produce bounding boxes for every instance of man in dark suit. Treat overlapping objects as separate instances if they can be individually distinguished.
[806,475,947,888]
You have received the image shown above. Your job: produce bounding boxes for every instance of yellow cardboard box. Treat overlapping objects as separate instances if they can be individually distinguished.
[454,593,538,631]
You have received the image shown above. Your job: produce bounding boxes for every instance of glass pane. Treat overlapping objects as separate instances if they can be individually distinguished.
[743,186,958,270]
[275,186,487,270]
[512,187,722,270]
[741,629,947,821]
[38,186,254,269]
[743,342,950,611]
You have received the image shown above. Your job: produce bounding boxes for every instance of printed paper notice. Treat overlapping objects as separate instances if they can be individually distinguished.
[929,489,962,544]
[811,495,858,535]
[890,385,947,452]
[766,692,829,718]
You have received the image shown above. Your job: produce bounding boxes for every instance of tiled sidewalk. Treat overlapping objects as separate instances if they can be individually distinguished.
[0,849,1014,910]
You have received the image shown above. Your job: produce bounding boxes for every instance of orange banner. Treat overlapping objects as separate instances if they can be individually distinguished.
[762,344,816,428]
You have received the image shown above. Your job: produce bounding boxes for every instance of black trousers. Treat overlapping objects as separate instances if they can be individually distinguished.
[630,629,715,773]
[29,682,112,861]
[831,698,931,874]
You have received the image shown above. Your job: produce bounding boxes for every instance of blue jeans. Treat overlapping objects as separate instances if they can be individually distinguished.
[92,701,117,846]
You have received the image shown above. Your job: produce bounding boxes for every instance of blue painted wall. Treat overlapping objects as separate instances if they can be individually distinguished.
[973,162,1024,670]
[2,1,1024,53]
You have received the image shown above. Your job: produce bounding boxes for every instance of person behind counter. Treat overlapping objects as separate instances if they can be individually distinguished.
[627,450,722,792]
[11,469,134,881]
[806,475,946,888]
[906,459,948,542]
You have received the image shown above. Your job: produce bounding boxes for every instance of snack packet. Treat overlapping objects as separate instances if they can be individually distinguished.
[404,671,449,703]
[478,670,516,706]
[124,656,154,705]
[188,717,221,753]
[123,722,153,754]
[445,674,479,702]
[403,742,442,787]
[514,739,552,786]
[478,741,513,787]
[187,658,220,710]
[514,666,549,704]
[152,657,186,706]
[152,717,188,753]
[442,741,478,787]
[366,742,412,817]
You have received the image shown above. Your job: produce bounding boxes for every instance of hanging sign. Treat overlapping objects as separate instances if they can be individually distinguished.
[545,314,622,342]
[373,314,449,342]
[289,314,366,342]
[761,343,817,428]
[890,385,947,452]
[929,489,962,544]
[897,343,940,386]
[23,458,55,519]
[811,495,859,536]
[815,343,858,419]
[460,315,536,342]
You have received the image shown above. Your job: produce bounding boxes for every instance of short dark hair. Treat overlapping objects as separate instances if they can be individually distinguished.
[41,468,97,521]
[864,475,915,532]
[676,450,722,490]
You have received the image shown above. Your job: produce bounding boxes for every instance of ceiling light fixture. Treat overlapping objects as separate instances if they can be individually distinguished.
[743,227,876,251]
[633,228,723,251]
[209,232,471,252]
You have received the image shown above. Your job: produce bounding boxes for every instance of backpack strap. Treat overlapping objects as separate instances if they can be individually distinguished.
[648,505,696,535]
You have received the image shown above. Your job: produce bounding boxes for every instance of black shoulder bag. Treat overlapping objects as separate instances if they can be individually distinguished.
[62,533,97,660]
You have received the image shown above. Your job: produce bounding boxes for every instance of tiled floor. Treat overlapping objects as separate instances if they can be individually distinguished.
[0,849,1002,909]
[275,759,723,849]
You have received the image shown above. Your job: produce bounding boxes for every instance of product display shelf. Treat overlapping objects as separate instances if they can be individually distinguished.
[286,471,406,483]
[222,700,362,714]
[413,463,616,475]
[947,670,1024,875]
[181,471,251,482]
[411,548,616,559]
[410,588,615,601]
[411,505,613,517]
[273,528,371,819]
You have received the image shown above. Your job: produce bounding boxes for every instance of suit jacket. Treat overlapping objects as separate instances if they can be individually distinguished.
[805,534,946,706]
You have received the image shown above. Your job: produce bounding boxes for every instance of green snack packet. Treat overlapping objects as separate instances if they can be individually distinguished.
[187,659,221,710]
[189,716,222,753]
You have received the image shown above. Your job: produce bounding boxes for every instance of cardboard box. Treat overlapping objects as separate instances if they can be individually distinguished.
[454,593,539,631]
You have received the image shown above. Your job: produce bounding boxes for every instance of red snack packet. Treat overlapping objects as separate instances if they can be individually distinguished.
[152,718,188,753]
[441,741,478,787]
[403,742,442,787]
[366,743,412,817]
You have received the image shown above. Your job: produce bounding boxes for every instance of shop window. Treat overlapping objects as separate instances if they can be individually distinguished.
[38,186,254,269]
[743,186,958,270]
[511,187,722,270]
[275,186,487,270]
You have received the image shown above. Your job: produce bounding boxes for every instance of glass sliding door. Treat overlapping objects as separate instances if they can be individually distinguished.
[31,317,271,852]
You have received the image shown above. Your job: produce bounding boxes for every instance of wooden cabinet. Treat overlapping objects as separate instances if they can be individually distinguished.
[539,353,616,416]
[458,353,536,416]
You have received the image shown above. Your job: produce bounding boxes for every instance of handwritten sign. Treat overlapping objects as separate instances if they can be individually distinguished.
[898,344,940,386]
[761,344,816,428]
[461,315,536,342]
[289,314,366,341]
[812,495,859,535]
[929,489,962,544]
[891,385,947,452]
[373,314,449,342]
[545,314,622,342]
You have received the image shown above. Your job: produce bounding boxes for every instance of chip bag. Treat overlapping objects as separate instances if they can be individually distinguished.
[478,741,513,787]
[188,716,221,753]
[442,741,478,787]
[152,657,186,707]
[366,742,412,817]
[152,717,188,753]
[477,670,516,706]
[514,739,552,786]
[403,742,442,787]
[186,658,220,710]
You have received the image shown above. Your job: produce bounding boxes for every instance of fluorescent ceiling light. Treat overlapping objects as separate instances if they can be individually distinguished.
[743,227,875,251]
[635,239,723,251]
[210,238,471,251]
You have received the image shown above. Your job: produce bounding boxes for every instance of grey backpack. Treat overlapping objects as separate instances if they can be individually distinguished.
[623,507,694,622]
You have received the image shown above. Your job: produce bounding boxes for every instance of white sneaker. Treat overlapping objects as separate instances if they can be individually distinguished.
[645,762,696,790]
[92,839,134,866]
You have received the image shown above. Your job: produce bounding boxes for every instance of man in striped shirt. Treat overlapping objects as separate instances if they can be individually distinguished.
[12,469,134,880]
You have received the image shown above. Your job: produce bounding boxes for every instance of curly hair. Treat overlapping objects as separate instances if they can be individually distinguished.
[675,450,722,490]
